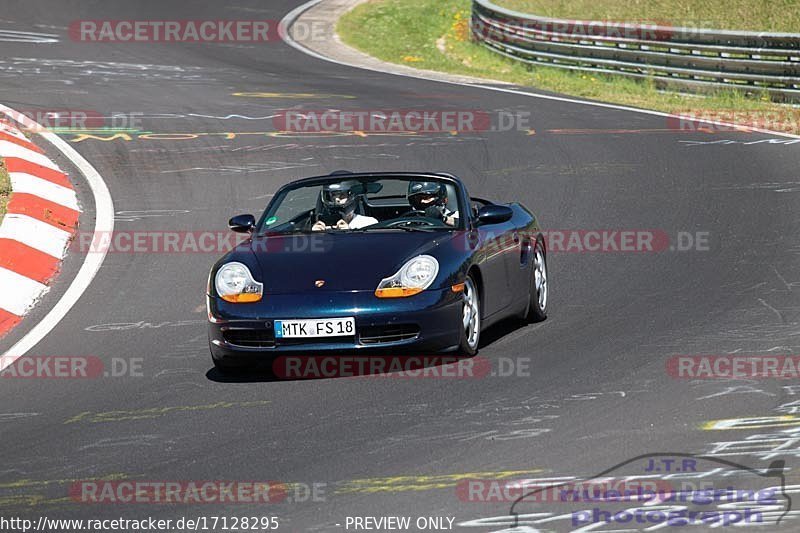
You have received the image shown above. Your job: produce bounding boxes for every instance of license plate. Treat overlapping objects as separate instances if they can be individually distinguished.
[274,317,355,338]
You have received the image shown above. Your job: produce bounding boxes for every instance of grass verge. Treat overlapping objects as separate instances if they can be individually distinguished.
[496,1,800,33]
[0,158,10,225]
[338,0,799,133]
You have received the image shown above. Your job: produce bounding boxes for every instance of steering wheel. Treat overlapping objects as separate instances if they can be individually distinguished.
[385,216,441,228]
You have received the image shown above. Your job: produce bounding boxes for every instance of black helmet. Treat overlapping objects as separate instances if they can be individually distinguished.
[321,180,359,211]
[408,181,446,212]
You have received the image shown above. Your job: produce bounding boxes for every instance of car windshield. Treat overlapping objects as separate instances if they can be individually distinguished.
[257,176,464,235]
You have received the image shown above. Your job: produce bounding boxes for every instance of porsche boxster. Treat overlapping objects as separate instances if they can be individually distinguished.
[207,171,547,371]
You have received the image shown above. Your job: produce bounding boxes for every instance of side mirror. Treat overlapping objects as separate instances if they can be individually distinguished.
[476,205,513,226]
[228,214,255,233]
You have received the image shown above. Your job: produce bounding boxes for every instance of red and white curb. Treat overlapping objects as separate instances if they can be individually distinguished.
[0,120,81,337]
[0,104,112,371]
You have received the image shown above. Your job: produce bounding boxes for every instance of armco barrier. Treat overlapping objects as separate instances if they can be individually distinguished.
[472,0,800,101]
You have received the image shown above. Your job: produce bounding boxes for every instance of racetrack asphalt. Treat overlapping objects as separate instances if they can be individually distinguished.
[0,1,799,531]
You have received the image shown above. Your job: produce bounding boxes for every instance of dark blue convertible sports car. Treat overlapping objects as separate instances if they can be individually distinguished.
[207,171,547,371]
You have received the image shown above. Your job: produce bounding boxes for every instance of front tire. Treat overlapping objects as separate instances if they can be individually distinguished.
[458,274,481,356]
[525,238,548,322]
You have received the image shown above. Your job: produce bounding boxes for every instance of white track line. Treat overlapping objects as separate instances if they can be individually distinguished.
[9,172,80,210]
[280,0,800,140]
[0,104,114,370]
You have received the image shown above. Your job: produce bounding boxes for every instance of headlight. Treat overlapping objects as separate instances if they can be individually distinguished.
[215,262,263,303]
[375,255,439,298]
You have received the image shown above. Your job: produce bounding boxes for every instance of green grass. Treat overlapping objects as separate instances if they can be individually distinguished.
[0,159,10,225]
[338,0,799,132]
[496,0,800,33]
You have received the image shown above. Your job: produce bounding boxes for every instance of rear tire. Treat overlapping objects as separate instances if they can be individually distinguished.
[458,274,481,356]
[525,239,548,322]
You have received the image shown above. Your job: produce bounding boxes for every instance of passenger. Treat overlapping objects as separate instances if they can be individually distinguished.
[407,181,458,226]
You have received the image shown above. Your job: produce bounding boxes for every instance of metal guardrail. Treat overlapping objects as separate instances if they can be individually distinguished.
[471,0,800,101]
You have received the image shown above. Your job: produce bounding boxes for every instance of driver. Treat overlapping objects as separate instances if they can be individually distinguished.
[407,181,458,226]
[312,180,378,231]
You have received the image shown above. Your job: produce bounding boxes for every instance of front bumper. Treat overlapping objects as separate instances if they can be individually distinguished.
[207,288,463,364]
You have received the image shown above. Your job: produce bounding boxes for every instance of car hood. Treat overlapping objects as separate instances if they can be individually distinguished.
[249,231,456,294]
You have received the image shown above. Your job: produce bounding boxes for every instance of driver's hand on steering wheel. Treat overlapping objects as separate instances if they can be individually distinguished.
[335,219,349,230]
[312,220,327,232]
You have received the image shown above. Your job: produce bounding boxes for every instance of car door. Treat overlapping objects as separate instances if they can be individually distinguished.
[474,218,517,317]
[506,222,533,311]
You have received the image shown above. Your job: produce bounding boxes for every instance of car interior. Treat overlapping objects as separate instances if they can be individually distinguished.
[262,178,468,233]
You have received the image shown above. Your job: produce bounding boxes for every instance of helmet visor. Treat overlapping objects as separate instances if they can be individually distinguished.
[416,193,439,206]
[324,189,352,207]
